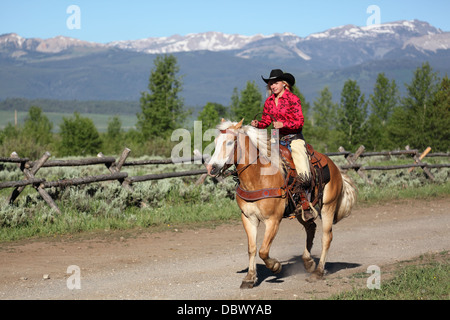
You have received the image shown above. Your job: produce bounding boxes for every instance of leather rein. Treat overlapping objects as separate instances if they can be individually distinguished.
[218,129,259,178]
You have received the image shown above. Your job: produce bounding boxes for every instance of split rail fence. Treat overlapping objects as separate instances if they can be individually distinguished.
[0,145,449,214]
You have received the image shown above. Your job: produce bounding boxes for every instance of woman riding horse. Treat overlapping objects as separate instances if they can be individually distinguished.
[251,69,314,220]
[206,116,357,288]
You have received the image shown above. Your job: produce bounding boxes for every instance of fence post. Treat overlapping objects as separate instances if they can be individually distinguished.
[339,145,373,185]
[8,151,50,203]
[98,148,132,190]
[406,146,435,180]
[8,151,62,214]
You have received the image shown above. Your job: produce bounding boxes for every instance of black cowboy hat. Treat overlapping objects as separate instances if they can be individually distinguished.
[261,69,295,87]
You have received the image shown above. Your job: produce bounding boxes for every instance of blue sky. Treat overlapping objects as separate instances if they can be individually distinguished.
[1,0,449,43]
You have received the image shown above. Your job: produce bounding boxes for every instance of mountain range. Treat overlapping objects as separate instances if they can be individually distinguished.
[0,19,449,110]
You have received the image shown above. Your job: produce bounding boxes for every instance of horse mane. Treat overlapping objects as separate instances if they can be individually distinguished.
[216,120,281,171]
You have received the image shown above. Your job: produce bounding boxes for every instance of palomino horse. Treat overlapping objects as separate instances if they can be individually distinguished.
[206,119,357,288]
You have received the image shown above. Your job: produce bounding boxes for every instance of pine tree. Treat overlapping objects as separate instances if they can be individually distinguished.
[388,62,440,150]
[23,106,53,146]
[232,81,262,122]
[427,75,450,151]
[197,102,220,151]
[311,86,339,152]
[104,115,124,154]
[58,112,102,156]
[337,80,368,150]
[198,102,220,132]
[137,55,185,140]
[229,87,240,119]
[366,73,398,150]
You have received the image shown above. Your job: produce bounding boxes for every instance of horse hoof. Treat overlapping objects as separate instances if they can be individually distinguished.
[306,271,323,283]
[303,259,316,273]
[240,281,255,289]
[272,262,282,274]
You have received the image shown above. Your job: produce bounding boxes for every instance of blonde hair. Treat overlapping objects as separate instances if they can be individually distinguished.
[266,80,292,96]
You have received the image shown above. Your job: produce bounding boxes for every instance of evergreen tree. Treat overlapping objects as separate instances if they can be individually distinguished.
[197,102,221,151]
[388,62,441,150]
[58,112,102,156]
[427,75,450,151]
[106,115,123,138]
[0,106,53,159]
[23,106,53,146]
[229,87,240,119]
[366,73,399,150]
[198,102,220,132]
[137,54,185,140]
[232,81,262,122]
[337,80,368,150]
[311,86,339,152]
[103,115,124,154]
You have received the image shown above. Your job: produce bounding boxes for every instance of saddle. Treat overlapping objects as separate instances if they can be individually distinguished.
[279,143,330,220]
[235,142,331,221]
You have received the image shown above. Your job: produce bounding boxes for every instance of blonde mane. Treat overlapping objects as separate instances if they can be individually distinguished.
[216,120,281,170]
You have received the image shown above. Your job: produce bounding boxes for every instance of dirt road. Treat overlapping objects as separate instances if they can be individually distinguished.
[0,197,449,300]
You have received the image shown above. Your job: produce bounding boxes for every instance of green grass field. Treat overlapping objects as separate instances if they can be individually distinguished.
[0,110,137,132]
[330,251,449,300]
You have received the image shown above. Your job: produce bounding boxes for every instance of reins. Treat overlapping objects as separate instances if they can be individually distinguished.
[218,129,259,178]
[218,113,278,178]
[253,112,278,124]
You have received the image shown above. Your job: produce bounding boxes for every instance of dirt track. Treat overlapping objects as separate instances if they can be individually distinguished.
[0,197,449,300]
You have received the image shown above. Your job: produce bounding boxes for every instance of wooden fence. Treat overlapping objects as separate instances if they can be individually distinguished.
[0,145,449,213]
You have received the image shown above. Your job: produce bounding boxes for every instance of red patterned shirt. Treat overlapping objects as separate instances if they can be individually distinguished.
[257,90,304,136]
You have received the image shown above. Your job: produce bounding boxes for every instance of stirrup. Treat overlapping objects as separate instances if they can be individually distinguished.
[301,203,319,222]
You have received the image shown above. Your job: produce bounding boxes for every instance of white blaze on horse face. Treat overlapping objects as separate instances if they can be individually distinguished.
[208,132,235,170]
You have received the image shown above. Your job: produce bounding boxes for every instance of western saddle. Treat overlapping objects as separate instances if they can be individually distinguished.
[235,143,330,222]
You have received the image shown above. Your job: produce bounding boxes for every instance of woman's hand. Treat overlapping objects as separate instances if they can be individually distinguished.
[273,121,284,129]
[251,120,259,127]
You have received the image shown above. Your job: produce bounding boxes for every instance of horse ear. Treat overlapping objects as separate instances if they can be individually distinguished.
[235,118,244,129]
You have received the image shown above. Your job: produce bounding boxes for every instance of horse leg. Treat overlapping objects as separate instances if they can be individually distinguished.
[240,212,259,289]
[259,217,282,274]
[308,209,333,282]
[297,218,317,273]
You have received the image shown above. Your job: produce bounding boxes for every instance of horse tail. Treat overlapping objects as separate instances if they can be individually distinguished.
[333,171,357,224]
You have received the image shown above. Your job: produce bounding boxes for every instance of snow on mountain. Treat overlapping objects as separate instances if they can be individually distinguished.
[104,19,446,63]
[305,19,442,40]
[0,19,447,62]
[403,33,450,53]
[1,20,449,105]
[0,32,104,56]
[109,32,270,54]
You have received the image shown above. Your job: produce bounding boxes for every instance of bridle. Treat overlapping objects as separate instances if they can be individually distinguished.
[215,129,260,178]
[213,113,279,178]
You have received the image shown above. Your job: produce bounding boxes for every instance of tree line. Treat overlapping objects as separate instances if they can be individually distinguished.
[0,98,140,115]
[199,61,449,153]
[1,55,448,159]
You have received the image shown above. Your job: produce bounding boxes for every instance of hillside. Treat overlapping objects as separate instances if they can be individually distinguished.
[0,19,449,107]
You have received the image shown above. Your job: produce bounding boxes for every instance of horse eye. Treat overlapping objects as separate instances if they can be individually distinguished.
[227,141,234,146]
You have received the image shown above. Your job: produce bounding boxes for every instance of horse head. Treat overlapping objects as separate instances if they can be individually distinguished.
[206,119,243,177]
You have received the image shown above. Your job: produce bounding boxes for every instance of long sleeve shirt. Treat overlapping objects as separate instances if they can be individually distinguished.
[256,90,304,136]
